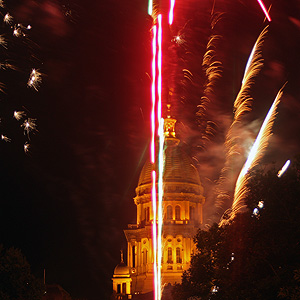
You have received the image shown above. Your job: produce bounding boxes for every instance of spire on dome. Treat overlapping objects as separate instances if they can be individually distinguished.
[164,104,177,138]
[120,249,124,263]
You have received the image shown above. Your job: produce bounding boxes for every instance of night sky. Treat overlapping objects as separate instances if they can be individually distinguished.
[0,1,300,300]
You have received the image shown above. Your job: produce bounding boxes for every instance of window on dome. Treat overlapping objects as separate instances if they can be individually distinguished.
[117,284,121,294]
[175,205,181,220]
[166,205,173,220]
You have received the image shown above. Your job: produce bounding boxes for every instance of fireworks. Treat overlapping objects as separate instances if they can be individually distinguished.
[3,13,13,24]
[0,2,41,153]
[169,0,176,25]
[28,69,42,91]
[1,134,11,142]
[277,160,291,178]
[22,118,38,137]
[220,87,285,226]
[256,0,272,22]
[13,111,26,121]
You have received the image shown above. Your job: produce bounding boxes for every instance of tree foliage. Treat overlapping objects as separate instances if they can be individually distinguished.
[173,156,300,299]
[0,245,44,300]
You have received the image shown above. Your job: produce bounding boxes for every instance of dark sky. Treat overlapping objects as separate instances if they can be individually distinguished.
[0,0,300,300]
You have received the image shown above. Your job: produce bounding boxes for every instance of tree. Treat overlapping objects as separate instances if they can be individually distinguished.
[0,245,44,300]
[173,157,300,299]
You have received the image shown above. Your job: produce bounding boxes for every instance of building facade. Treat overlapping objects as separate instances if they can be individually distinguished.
[112,116,205,298]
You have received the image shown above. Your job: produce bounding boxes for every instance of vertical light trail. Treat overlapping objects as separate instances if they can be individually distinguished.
[257,0,271,22]
[169,0,176,25]
[156,13,163,300]
[157,118,164,300]
[148,0,153,16]
[157,14,163,122]
[151,25,157,164]
[151,170,158,300]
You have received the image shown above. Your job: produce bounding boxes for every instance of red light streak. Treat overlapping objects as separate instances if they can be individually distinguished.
[169,0,176,25]
[151,170,158,300]
[256,0,271,22]
[151,25,157,164]
[157,14,162,123]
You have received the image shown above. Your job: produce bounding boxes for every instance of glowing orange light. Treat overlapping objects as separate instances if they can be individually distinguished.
[257,0,271,22]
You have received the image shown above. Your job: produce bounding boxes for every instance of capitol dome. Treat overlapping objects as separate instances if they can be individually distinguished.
[135,118,203,199]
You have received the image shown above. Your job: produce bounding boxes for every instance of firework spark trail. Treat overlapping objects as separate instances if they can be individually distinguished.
[233,26,268,124]
[151,26,157,164]
[157,118,164,300]
[156,13,164,300]
[169,0,176,25]
[220,87,285,226]
[197,13,223,145]
[151,170,158,300]
[148,0,153,16]
[277,159,291,178]
[256,0,271,22]
[215,26,268,208]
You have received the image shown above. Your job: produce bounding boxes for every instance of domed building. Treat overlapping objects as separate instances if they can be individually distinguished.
[112,115,205,297]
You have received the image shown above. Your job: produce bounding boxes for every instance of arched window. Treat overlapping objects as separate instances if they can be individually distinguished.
[167,247,173,263]
[166,205,173,220]
[176,247,182,263]
[189,206,195,220]
[143,249,148,265]
[175,205,181,220]
[122,282,126,294]
[145,207,150,222]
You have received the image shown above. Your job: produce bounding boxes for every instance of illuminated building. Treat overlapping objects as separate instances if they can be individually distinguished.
[112,115,205,297]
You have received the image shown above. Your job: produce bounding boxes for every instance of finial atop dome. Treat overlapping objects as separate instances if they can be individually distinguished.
[120,249,124,263]
[164,104,177,139]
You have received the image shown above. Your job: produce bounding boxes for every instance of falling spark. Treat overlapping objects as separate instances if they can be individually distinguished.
[169,0,176,25]
[1,134,11,142]
[22,118,37,136]
[256,0,271,22]
[225,87,285,224]
[0,34,7,48]
[0,1,4,8]
[277,159,291,178]
[3,13,13,25]
[13,110,26,121]
[24,142,30,153]
[28,69,42,91]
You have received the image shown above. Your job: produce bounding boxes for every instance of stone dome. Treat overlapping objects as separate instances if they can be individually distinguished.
[136,138,203,197]
[113,262,130,277]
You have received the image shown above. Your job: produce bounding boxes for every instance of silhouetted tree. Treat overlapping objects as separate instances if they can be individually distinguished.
[173,156,300,299]
[0,245,44,300]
